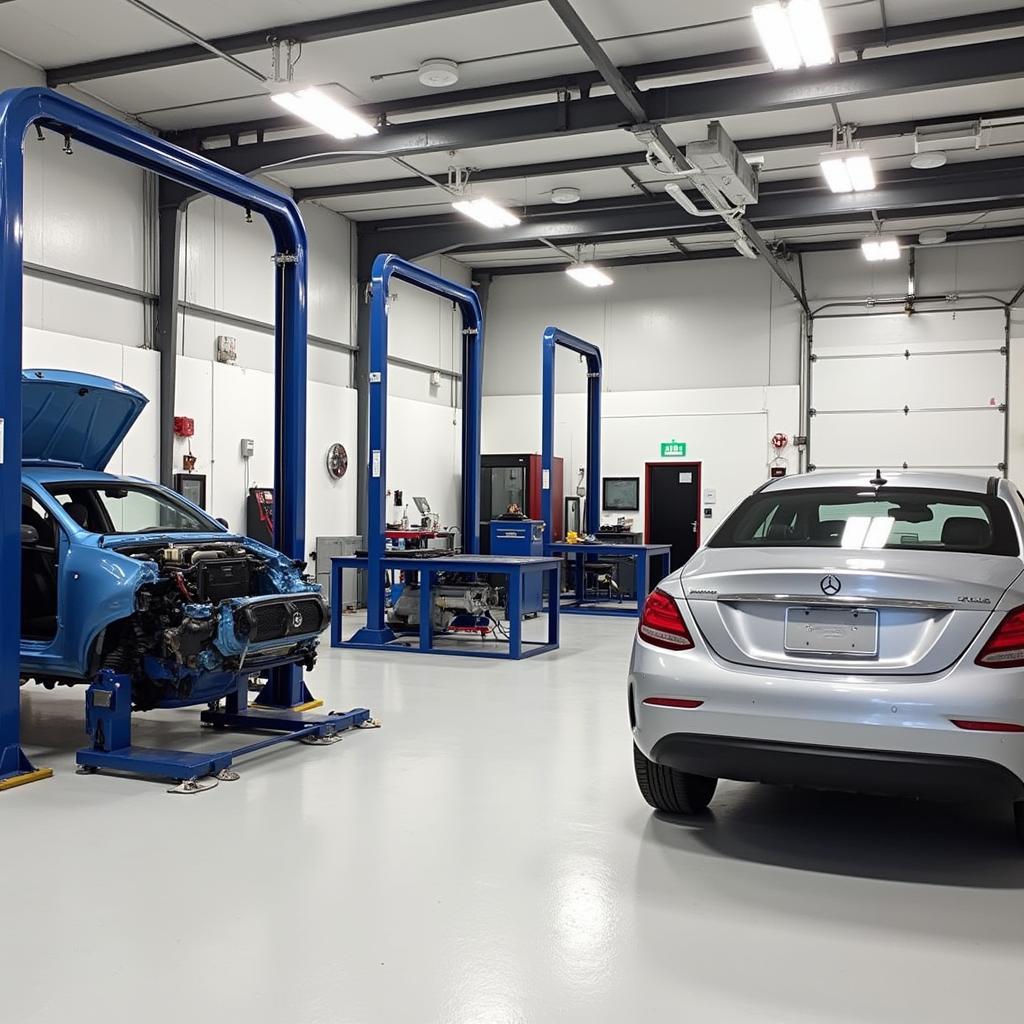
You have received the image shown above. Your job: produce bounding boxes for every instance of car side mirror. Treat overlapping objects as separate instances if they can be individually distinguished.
[216,517,229,530]
[21,524,39,545]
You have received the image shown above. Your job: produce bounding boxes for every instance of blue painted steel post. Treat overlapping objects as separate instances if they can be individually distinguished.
[354,254,484,646]
[540,328,603,549]
[0,90,34,786]
[0,88,322,777]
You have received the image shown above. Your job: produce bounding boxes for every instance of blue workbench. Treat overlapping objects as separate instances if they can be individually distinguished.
[331,554,561,659]
[549,542,673,617]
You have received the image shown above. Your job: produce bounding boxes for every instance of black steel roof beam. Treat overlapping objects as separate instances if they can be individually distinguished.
[293,104,1024,202]
[361,155,1024,231]
[47,0,539,85]
[476,223,1024,276]
[168,7,1024,143]
[212,37,1024,176]
[357,156,1024,256]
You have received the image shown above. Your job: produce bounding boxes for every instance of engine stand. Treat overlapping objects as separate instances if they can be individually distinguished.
[76,670,374,790]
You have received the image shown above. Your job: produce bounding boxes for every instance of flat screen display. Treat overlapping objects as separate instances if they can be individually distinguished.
[603,476,639,511]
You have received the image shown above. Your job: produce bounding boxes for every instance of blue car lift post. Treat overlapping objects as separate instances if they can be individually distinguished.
[540,327,672,618]
[333,253,560,658]
[0,88,372,793]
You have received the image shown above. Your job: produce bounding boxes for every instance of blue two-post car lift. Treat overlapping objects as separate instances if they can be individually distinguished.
[330,254,560,659]
[539,327,671,617]
[0,88,373,793]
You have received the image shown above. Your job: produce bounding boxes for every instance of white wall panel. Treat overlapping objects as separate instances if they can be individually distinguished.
[386,397,463,531]
[483,386,800,535]
[210,363,276,533]
[118,346,160,481]
[306,381,359,549]
[483,259,801,396]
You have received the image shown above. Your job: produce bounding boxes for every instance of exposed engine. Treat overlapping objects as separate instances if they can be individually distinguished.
[388,575,505,634]
[93,541,328,710]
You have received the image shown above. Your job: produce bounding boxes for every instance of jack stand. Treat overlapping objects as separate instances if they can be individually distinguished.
[76,670,375,790]
[168,777,219,795]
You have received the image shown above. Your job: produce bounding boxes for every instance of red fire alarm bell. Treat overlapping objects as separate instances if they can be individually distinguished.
[174,416,195,438]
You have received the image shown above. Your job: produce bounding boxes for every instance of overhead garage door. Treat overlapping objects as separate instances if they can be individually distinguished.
[808,308,1007,476]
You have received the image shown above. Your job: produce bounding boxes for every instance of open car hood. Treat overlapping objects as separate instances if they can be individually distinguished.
[22,369,147,470]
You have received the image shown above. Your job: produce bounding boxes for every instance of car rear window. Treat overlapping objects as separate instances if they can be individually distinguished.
[709,487,1019,555]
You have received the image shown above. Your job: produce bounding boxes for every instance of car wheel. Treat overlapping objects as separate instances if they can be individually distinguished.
[633,743,717,815]
[1014,802,1024,847]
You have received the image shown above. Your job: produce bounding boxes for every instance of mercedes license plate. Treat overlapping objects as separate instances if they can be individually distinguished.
[784,606,878,656]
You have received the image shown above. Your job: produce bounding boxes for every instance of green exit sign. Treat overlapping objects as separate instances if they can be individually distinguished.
[660,440,687,457]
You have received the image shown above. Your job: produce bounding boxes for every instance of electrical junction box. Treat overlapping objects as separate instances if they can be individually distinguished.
[216,334,237,364]
[430,370,441,387]
[240,438,255,459]
[686,121,759,206]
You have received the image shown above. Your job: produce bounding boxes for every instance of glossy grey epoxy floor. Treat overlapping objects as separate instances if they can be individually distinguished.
[4,616,1023,1024]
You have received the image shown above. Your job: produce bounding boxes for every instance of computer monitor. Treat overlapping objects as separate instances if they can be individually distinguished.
[602,476,640,512]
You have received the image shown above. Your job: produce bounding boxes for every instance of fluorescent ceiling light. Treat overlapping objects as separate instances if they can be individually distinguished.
[451,197,521,228]
[270,86,377,139]
[566,264,613,288]
[862,237,901,261]
[752,0,833,71]
[819,149,876,193]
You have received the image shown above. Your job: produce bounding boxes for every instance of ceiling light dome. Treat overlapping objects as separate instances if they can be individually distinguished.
[918,228,948,245]
[551,187,581,205]
[911,151,947,170]
[418,58,460,88]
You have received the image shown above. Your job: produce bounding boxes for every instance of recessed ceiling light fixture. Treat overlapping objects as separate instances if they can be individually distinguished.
[819,125,875,193]
[566,263,613,288]
[862,236,901,261]
[270,84,378,139]
[752,0,833,71]
[451,196,521,228]
[418,58,460,88]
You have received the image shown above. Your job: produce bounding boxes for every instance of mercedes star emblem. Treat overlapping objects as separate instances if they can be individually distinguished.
[820,574,841,596]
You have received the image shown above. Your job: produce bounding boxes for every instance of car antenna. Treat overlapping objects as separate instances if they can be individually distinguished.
[869,468,888,487]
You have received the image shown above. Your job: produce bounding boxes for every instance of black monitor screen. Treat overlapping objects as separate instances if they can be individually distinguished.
[603,477,639,511]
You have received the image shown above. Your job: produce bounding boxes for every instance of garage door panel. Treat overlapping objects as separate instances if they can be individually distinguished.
[810,310,1006,473]
[814,350,1004,412]
[903,408,1005,470]
[814,310,1006,351]
[811,411,908,467]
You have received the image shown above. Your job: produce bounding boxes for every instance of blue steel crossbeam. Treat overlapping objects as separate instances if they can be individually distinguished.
[352,253,485,646]
[540,328,603,549]
[0,87,323,789]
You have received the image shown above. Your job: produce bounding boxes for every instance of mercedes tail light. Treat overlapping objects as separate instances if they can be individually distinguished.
[638,590,694,651]
[976,606,1024,668]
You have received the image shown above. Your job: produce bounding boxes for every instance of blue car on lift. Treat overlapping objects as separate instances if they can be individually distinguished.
[19,369,329,711]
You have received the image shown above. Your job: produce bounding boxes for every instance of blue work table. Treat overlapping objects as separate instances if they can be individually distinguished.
[548,542,673,617]
[331,553,561,659]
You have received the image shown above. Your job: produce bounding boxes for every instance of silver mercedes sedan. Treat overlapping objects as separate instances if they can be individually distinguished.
[629,470,1024,844]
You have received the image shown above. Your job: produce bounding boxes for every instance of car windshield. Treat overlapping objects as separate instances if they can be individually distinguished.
[45,483,216,535]
[710,486,1019,555]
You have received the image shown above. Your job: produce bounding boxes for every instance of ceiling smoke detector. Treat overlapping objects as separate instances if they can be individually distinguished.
[911,151,947,170]
[418,58,460,88]
[551,187,581,205]
[918,228,948,245]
